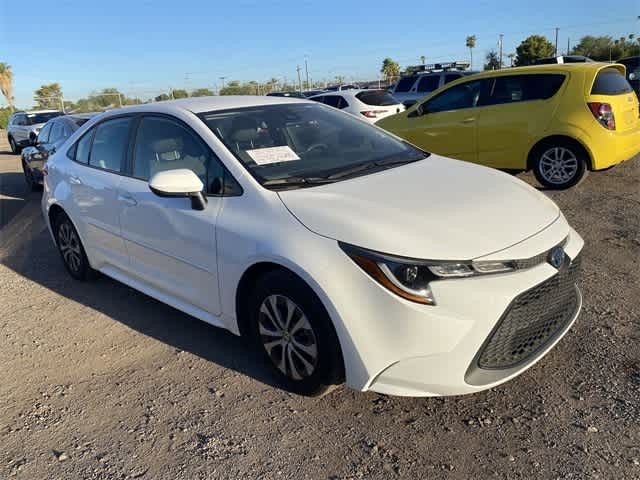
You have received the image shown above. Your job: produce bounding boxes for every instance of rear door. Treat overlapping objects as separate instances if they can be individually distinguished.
[476,73,566,169]
[12,114,29,143]
[67,117,132,270]
[588,66,639,132]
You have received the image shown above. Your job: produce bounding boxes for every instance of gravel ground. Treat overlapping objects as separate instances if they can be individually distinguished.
[1,136,639,479]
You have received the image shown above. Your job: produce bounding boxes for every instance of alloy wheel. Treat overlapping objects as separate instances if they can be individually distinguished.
[258,294,319,381]
[539,147,579,185]
[58,222,83,274]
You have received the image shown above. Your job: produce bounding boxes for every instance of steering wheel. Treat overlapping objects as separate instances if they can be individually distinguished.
[304,143,329,155]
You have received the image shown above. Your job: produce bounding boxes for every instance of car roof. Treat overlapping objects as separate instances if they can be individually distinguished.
[96,95,308,117]
[468,63,620,79]
[310,89,393,99]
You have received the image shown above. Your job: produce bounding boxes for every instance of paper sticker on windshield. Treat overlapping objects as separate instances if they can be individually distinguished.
[246,146,300,165]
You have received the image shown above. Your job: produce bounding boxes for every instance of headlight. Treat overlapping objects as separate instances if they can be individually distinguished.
[340,243,516,306]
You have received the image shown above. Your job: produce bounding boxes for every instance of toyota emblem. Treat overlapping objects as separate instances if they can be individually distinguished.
[549,247,565,269]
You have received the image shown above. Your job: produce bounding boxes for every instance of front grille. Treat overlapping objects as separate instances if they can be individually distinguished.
[477,253,581,370]
[513,237,568,270]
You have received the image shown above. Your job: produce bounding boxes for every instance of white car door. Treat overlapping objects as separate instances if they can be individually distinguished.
[117,115,224,315]
[67,117,132,270]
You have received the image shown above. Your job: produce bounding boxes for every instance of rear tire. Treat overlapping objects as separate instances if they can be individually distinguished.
[531,140,588,190]
[247,270,344,396]
[53,212,96,281]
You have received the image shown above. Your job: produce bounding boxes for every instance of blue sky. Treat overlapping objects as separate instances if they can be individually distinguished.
[1,0,638,108]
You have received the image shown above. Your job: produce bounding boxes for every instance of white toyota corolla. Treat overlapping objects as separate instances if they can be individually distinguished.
[42,96,583,397]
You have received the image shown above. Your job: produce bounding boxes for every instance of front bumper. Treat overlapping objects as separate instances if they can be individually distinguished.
[325,218,584,397]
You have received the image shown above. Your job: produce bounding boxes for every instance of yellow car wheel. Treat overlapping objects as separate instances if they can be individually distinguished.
[531,140,588,190]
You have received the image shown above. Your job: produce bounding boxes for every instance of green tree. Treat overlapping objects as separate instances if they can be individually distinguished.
[515,35,555,66]
[380,58,400,83]
[155,93,171,102]
[572,34,640,61]
[191,88,214,97]
[171,89,189,99]
[89,88,123,108]
[484,50,501,70]
[0,63,15,111]
[34,83,63,109]
[466,35,477,68]
[0,106,12,128]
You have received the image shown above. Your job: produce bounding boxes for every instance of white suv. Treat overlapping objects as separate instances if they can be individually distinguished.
[42,96,583,397]
[7,110,64,154]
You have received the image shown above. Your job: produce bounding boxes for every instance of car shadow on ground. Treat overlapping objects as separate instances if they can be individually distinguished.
[1,190,283,391]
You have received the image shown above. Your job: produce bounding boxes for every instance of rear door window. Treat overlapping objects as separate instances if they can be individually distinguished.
[89,117,132,172]
[417,75,441,93]
[591,68,633,95]
[310,96,325,103]
[74,129,94,164]
[323,95,345,108]
[355,90,398,106]
[478,74,566,106]
[394,75,418,93]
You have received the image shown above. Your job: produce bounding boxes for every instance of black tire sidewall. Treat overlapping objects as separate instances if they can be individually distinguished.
[54,214,92,281]
[532,142,587,190]
[247,270,344,396]
[9,137,19,154]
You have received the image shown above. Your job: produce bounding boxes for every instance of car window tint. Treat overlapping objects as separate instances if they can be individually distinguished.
[479,74,566,106]
[355,90,398,106]
[336,96,349,109]
[74,129,94,164]
[62,122,74,138]
[424,80,482,113]
[591,68,633,95]
[133,116,210,187]
[38,123,53,143]
[310,96,325,103]
[417,75,440,93]
[50,122,64,142]
[394,76,418,93]
[323,96,342,108]
[444,73,462,84]
[89,117,131,172]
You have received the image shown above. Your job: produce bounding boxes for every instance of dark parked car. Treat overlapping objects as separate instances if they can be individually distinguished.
[302,89,327,97]
[21,113,96,190]
[618,56,639,99]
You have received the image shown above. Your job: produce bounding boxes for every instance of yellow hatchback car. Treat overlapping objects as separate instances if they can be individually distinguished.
[378,63,640,189]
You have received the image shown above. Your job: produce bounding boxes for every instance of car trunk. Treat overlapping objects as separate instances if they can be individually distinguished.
[587,65,639,132]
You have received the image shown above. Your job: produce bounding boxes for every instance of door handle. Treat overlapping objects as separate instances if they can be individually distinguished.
[118,193,138,207]
[461,117,476,124]
[69,175,83,185]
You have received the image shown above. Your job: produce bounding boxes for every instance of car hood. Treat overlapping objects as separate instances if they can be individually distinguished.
[278,155,560,260]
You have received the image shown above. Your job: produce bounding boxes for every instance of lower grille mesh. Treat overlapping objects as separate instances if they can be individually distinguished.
[477,254,581,370]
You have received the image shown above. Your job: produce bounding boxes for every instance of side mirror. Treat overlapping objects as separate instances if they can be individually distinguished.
[629,72,637,81]
[149,169,208,211]
[407,104,426,118]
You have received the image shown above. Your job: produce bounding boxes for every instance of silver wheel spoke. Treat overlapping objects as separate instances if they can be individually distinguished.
[540,147,578,184]
[258,294,318,381]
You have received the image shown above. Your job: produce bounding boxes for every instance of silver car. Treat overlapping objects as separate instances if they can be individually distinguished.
[7,110,64,154]
[389,70,477,107]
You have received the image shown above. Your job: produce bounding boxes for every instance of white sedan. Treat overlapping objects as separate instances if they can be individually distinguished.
[42,96,583,397]
[309,89,405,123]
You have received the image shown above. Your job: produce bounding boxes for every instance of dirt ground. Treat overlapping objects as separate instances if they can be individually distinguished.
[1,133,639,479]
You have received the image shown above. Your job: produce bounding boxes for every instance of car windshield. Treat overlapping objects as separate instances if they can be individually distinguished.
[26,112,63,125]
[200,103,427,189]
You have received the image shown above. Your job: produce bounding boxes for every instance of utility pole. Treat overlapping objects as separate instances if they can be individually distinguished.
[304,56,309,90]
[296,65,302,93]
[219,76,227,90]
[498,34,504,69]
[554,27,559,56]
[567,37,570,55]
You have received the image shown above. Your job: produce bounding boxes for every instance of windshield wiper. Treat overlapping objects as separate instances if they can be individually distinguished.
[325,155,426,180]
[262,176,334,190]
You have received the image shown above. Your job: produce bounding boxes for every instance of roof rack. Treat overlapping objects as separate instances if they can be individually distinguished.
[404,61,471,75]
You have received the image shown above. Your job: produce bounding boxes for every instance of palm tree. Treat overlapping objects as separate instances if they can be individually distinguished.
[380,58,400,84]
[466,35,477,69]
[0,63,15,111]
[420,55,426,65]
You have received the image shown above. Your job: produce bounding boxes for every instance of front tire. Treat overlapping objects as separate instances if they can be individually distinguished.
[248,270,344,396]
[9,136,20,155]
[22,161,38,191]
[532,141,588,190]
[53,213,95,281]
